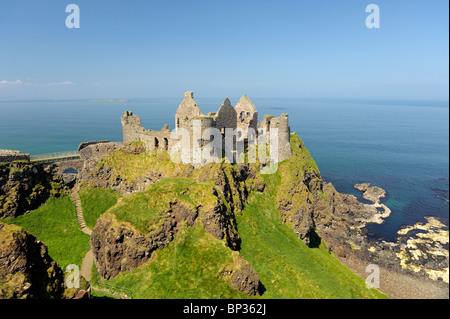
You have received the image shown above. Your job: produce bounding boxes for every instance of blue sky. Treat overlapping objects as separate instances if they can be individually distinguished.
[0,0,448,100]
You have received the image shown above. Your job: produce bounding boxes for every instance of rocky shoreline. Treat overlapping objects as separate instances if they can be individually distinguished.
[353,182,392,226]
[319,182,449,298]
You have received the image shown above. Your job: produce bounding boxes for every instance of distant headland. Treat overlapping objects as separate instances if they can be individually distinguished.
[88,99,129,103]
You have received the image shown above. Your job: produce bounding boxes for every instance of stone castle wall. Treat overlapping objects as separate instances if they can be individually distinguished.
[0,150,30,163]
[268,114,292,162]
[79,142,124,163]
[121,92,293,164]
[121,111,173,153]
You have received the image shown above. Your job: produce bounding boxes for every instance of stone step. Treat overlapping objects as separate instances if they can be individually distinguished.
[71,186,92,235]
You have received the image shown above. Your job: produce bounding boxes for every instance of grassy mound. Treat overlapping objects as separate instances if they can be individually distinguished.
[106,223,253,299]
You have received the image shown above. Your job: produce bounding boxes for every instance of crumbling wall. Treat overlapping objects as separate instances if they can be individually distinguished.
[79,142,124,163]
[216,98,237,133]
[0,150,30,163]
[138,130,172,152]
[234,95,258,141]
[268,113,292,162]
[175,91,203,131]
[121,111,144,144]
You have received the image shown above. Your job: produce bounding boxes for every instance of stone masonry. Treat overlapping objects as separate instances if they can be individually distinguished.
[121,91,292,163]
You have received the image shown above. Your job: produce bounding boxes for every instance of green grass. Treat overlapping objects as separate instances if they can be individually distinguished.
[78,187,121,229]
[236,192,387,299]
[98,149,192,184]
[108,178,217,233]
[90,290,121,299]
[3,195,90,270]
[106,222,252,299]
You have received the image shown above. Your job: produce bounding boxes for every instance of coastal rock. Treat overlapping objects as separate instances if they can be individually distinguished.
[0,223,65,299]
[354,183,386,204]
[0,162,65,219]
[396,217,449,283]
[91,200,199,280]
[201,195,241,251]
[353,183,391,224]
[91,214,154,280]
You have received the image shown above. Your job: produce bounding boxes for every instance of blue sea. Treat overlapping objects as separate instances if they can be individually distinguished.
[0,98,448,241]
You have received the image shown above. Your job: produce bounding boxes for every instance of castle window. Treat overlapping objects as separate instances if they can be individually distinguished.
[164,138,169,151]
[176,117,179,128]
[247,112,251,118]
[154,137,159,149]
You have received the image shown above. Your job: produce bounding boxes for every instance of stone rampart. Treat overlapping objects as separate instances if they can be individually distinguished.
[0,150,30,163]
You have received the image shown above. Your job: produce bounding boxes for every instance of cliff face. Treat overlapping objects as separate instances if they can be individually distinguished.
[0,223,65,299]
[0,162,65,219]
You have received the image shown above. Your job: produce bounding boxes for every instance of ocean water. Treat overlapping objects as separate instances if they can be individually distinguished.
[0,98,448,241]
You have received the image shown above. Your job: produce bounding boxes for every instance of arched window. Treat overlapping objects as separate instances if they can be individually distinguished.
[154,137,159,149]
[164,138,169,150]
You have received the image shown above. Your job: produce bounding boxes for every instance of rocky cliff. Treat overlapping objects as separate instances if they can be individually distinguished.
[0,223,65,298]
[0,162,65,219]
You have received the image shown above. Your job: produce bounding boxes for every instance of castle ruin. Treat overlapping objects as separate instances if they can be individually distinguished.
[121,91,292,165]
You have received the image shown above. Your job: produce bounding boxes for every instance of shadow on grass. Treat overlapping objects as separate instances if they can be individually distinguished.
[309,228,321,249]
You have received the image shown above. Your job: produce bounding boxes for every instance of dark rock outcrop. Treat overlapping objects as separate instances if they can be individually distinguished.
[200,194,241,251]
[0,162,64,219]
[90,208,196,280]
[0,223,65,299]
[229,256,262,296]
[91,215,151,280]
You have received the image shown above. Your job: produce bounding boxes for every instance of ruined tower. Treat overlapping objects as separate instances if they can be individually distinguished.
[260,113,292,162]
[234,95,258,141]
[121,110,172,153]
[121,111,144,144]
[216,98,237,134]
[175,91,203,131]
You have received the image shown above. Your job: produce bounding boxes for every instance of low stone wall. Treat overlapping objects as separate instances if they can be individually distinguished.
[77,140,110,152]
[79,142,124,163]
[0,150,30,163]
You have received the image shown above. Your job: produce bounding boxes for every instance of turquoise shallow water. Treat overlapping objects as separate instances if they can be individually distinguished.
[0,98,448,241]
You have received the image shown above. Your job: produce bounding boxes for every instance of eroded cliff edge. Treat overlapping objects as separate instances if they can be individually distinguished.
[0,223,64,298]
